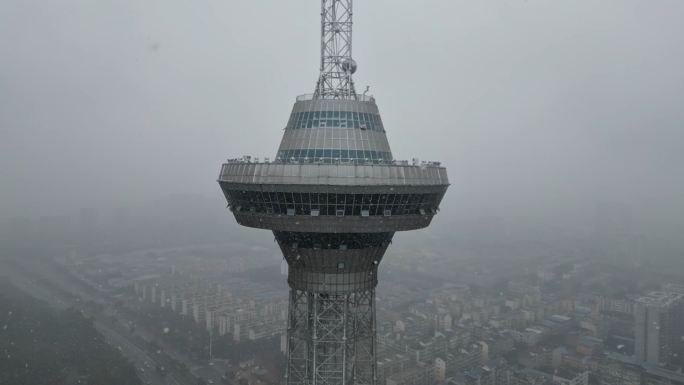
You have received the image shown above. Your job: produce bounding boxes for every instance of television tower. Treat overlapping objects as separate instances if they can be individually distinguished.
[217,1,449,384]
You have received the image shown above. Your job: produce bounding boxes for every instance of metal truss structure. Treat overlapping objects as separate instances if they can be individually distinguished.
[286,290,375,385]
[314,0,358,100]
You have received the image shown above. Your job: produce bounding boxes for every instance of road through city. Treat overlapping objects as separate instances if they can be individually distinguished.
[0,261,184,385]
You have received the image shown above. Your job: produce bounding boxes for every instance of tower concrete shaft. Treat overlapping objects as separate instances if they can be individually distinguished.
[314,0,357,100]
[217,2,449,385]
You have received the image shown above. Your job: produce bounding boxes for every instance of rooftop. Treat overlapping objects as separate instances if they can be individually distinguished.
[554,368,585,380]
[635,291,684,308]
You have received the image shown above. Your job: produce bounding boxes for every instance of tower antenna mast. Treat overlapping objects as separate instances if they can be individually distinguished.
[313,0,358,100]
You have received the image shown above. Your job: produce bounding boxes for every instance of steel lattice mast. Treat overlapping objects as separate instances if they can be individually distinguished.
[314,0,358,100]
[217,1,449,385]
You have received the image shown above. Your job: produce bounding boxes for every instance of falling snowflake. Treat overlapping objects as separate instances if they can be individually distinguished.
[163,327,170,334]
[617,344,624,349]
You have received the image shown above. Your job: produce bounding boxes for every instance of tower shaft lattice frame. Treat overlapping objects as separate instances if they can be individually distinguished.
[286,289,376,385]
[313,0,357,100]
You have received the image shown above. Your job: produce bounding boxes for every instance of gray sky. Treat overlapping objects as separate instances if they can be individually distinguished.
[1,0,683,232]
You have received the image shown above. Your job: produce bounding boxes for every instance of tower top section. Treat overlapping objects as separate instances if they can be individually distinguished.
[313,0,358,100]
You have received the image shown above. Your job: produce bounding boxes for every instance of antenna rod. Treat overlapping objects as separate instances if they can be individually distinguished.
[313,0,357,100]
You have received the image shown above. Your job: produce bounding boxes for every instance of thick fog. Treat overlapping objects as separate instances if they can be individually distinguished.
[1,1,683,240]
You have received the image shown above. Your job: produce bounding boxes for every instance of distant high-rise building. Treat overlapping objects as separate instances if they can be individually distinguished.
[635,291,684,365]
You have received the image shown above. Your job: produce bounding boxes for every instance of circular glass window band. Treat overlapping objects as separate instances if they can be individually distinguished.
[287,111,385,132]
[278,150,392,164]
[226,191,443,216]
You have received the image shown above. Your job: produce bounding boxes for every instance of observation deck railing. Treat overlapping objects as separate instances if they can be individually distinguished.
[296,93,376,103]
[224,156,442,167]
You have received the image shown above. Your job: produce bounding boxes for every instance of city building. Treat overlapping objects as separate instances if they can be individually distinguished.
[663,284,684,294]
[552,369,588,385]
[635,291,684,365]
[377,354,410,385]
[508,281,541,295]
[386,363,434,385]
[510,327,546,346]
[578,293,635,316]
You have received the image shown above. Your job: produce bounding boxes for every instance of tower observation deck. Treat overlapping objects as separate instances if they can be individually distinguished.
[217,1,449,384]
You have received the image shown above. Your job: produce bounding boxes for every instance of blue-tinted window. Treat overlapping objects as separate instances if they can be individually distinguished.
[288,111,384,131]
[323,149,332,157]
[332,150,340,158]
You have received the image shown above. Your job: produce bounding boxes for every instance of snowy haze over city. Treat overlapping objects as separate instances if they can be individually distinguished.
[4,2,684,385]
[2,0,684,243]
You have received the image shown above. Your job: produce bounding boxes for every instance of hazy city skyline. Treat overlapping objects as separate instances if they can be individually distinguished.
[4,2,684,385]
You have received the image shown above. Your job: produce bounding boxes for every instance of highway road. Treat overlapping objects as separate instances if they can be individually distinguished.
[2,259,232,384]
[0,262,185,385]
[95,322,178,385]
